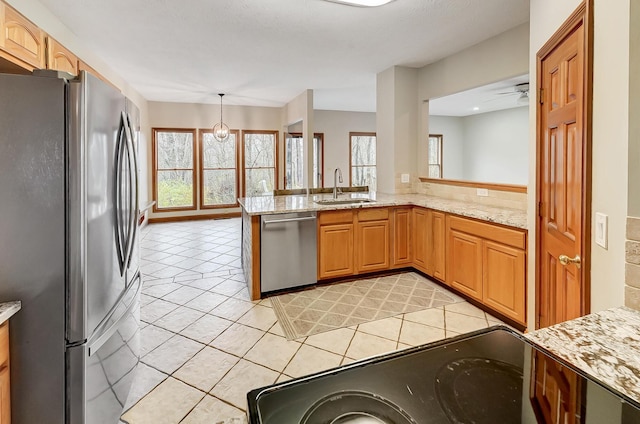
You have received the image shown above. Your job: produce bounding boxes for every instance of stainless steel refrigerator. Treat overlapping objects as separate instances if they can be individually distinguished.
[0,70,141,423]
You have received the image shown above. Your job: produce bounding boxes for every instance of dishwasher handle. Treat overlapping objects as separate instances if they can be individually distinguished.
[262,216,317,226]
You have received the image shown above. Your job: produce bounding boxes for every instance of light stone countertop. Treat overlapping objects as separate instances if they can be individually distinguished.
[0,301,21,325]
[238,192,527,229]
[526,306,640,403]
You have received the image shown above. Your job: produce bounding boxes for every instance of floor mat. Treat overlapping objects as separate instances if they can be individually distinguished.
[271,272,464,340]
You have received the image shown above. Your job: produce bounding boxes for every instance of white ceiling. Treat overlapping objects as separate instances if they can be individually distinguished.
[429,74,530,117]
[36,0,530,112]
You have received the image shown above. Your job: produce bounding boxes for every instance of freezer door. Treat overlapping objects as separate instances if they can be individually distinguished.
[68,273,141,424]
[68,71,129,343]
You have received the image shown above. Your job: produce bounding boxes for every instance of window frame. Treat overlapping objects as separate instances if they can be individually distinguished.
[427,134,443,179]
[241,129,279,197]
[349,131,377,189]
[199,128,240,209]
[152,128,197,212]
[285,132,325,189]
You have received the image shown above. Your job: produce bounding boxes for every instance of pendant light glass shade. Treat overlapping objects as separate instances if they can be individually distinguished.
[213,93,230,142]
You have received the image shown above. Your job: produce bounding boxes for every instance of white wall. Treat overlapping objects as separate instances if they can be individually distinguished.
[314,110,376,187]
[428,116,464,179]
[529,0,631,326]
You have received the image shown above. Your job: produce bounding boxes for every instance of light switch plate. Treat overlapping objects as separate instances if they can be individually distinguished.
[401,173,410,183]
[595,212,608,249]
[476,188,489,197]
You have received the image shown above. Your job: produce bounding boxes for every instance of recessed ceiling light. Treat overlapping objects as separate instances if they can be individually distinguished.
[324,0,396,7]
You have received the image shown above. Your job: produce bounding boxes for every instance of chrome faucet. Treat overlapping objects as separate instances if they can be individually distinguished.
[333,168,343,199]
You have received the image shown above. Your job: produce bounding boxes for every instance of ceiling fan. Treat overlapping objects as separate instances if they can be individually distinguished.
[495,82,530,105]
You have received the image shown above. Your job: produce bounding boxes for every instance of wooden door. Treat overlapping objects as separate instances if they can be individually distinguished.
[431,210,446,281]
[537,3,591,328]
[412,208,429,273]
[318,223,354,279]
[530,351,582,424]
[483,240,526,324]
[447,229,483,300]
[392,208,412,267]
[356,220,390,273]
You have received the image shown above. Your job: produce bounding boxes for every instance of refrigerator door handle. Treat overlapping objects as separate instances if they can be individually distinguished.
[124,114,138,271]
[114,112,128,276]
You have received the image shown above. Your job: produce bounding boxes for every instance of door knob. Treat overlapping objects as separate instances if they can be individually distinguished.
[559,254,581,268]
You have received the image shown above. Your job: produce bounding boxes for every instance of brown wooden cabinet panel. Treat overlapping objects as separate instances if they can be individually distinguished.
[483,240,526,324]
[391,208,411,267]
[318,223,355,279]
[46,37,78,75]
[356,219,390,273]
[0,322,10,424]
[0,4,45,70]
[412,207,429,273]
[431,210,446,281]
[447,228,483,300]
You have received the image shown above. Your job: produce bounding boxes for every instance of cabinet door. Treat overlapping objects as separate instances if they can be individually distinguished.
[0,322,9,424]
[0,4,45,69]
[430,210,446,281]
[412,208,429,273]
[47,37,78,75]
[447,229,483,300]
[318,223,354,279]
[391,208,411,267]
[356,220,390,273]
[483,240,526,324]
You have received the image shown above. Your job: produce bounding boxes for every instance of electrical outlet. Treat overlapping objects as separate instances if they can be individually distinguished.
[476,188,489,197]
[595,212,608,249]
[401,173,410,183]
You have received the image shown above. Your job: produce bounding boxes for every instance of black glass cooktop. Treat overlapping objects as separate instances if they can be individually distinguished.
[247,326,640,424]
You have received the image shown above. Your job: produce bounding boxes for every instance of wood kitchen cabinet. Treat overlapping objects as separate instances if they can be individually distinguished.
[446,215,527,325]
[0,3,45,70]
[46,37,78,75]
[412,207,446,281]
[0,322,10,424]
[355,208,390,273]
[318,210,355,279]
[391,207,412,267]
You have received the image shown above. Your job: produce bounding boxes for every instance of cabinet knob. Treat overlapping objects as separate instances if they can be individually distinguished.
[559,254,581,269]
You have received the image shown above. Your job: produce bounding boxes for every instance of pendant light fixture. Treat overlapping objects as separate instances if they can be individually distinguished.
[213,93,230,142]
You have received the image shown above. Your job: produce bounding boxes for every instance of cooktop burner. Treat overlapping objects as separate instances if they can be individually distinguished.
[247,327,640,423]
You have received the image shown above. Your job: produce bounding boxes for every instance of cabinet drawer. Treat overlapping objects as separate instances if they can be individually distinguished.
[0,322,8,367]
[357,208,389,222]
[447,215,526,250]
[319,210,353,225]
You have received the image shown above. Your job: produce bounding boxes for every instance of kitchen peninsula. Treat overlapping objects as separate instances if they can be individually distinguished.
[239,192,528,327]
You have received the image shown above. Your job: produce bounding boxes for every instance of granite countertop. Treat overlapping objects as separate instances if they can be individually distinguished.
[238,192,527,229]
[0,301,21,325]
[526,306,640,403]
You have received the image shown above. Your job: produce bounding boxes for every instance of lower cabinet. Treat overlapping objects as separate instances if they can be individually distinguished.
[356,208,390,273]
[0,322,10,424]
[446,215,527,325]
[318,210,355,280]
[391,208,412,267]
[412,208,446,281]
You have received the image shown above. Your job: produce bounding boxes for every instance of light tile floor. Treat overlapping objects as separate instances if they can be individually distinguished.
[121,218,508,424]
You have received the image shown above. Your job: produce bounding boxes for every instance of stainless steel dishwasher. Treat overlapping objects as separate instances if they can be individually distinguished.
[261,211,317,293]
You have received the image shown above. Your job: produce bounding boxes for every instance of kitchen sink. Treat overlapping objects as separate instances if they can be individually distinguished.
[314,198,374,205]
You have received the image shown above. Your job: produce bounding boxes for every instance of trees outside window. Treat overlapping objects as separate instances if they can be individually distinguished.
[350,132,376,191]
[285,133,324,189]
[428,134,443,178]
[200,129,239,208]
[243,130,278,196]
[153,129,196,210]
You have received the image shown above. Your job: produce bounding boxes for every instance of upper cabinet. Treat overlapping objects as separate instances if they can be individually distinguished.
[0,3,46,70]
[46,37,78,75]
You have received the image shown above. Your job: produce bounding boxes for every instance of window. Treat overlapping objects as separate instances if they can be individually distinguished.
[428,134,443,178]
[350,132,376,191]
[243,130,278,196]
[285,133,324,189]
[153,129,196,211]
[200,129,239,208]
